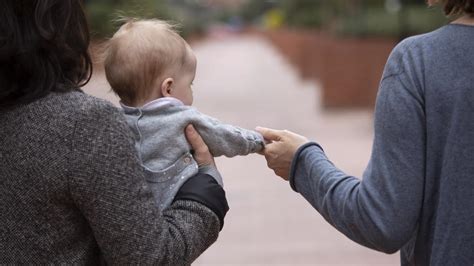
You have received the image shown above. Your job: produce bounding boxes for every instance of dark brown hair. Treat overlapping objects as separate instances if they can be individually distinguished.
[439,0,474,16]
[0,0,92,106]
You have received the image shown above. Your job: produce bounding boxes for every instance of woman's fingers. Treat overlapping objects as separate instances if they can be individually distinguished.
[185,125,205,152]
[255,126,284,142]
[185,124,214,167]
[257,128,310,180]
[259,141,289,180]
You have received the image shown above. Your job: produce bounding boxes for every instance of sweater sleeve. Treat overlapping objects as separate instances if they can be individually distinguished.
[290,43,426,254]
[68,101,224,265]
[190,109,264,157]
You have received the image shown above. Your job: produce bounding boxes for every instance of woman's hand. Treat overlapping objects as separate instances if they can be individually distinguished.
[256,127,309,180]
[185,124,216,167]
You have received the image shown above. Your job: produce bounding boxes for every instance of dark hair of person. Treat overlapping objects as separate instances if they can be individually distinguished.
[441,0,474,16]
[0,0,92,107]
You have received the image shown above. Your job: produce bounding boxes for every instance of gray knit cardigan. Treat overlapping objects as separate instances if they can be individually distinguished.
[0,90,220,265]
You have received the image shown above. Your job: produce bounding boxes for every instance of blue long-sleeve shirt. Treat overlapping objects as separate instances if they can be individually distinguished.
[290,24,474,265]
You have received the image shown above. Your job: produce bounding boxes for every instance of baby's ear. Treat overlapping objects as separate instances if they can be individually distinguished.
[161,78,174,97]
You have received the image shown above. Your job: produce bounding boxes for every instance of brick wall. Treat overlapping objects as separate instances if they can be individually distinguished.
[259,29,396,108]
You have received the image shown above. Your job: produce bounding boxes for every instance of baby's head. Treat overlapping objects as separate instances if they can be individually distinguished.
[105,19,196,107]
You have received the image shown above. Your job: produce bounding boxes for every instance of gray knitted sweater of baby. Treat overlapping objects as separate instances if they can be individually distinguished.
[122,97,264,209]
[0,91,221,265]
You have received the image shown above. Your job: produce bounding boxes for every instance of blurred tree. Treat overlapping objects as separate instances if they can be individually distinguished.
[279,0,324,28]
[237,0,447,37]
[263,8,285,29]
[239,0,277,24]
[165,0,215,39]
[85,0,171,38]
[85,0,448,39]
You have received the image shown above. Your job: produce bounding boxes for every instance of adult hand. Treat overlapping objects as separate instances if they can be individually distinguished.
[185,124,216,167]
[256,127,309,180]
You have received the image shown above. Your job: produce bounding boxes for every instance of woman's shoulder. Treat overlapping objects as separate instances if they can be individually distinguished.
[47,90,120,117]
[382,26,450,78]
[47,90,134,147]
[389,24,461,61]
[52,90,118,113]
[43,90,127,130]
[388,32,430,63]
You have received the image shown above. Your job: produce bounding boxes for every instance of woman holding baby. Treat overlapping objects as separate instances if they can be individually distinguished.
[0,0,227,264]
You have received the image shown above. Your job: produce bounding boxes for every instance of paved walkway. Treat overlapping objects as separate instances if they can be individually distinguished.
[83,35,398,265]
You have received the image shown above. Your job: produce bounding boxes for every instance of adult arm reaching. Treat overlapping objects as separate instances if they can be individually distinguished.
[255,127,308,180]
[255,40,428,253]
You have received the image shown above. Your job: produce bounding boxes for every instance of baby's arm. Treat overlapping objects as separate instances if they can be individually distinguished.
[190,109,264,157]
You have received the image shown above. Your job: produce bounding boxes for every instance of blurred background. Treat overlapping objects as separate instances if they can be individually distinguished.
[85,0,448,108]
[82,1,448,265]
[85,0,447,39]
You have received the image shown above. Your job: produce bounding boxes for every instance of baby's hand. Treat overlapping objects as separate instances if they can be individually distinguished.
[256,127,309,180]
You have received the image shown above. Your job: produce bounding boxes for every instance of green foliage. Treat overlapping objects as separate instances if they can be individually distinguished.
[404,5,449,34]
[239,0,276,23]
[165,2,211,39]
[279,0,324,28]
[335,5,448,38]
[250,0,450,37]
[86,2,116,38]
[334,7,399,38]
[85,0,171,38]
[86,0,450,39]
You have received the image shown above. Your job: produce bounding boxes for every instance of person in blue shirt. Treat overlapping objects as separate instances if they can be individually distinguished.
[256,0,474,265]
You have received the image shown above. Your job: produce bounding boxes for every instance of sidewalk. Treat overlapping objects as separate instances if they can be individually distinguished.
[83,35,398,265]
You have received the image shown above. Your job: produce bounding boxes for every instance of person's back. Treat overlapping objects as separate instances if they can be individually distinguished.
[0,1,228,264]
[0,90,225,264]
[0,91,123,262]
[397,24,474,264]
[256,10,474,266]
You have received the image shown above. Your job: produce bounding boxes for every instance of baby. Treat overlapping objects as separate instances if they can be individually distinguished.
[104,19,264,210]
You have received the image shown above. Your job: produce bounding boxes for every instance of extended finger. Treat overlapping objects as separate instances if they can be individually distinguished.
[185,125,208,153]
[185,125,213,166]
[255,126,283,142]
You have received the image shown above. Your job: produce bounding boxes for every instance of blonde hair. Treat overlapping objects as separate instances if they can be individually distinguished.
[104,19,192,105]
